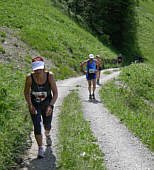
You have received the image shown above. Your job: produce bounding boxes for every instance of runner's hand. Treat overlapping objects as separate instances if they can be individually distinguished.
[29,104,36,114]
[46,106,52,116]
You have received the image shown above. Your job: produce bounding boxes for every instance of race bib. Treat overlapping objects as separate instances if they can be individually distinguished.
[89,69,95,73]
[32,91,47,103]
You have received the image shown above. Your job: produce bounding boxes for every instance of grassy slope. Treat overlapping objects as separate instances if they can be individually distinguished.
[0,0,117,79]
[0,63,31,169]
[136,0,154,64]
[100,64,154,151]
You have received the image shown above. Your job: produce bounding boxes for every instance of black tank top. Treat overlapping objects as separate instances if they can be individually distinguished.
[30,72,52,105]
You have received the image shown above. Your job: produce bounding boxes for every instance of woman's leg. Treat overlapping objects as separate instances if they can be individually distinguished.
[30,110,43,147]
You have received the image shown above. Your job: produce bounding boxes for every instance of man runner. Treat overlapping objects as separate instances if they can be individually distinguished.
[96,54,103,85]
[80,54,98,100]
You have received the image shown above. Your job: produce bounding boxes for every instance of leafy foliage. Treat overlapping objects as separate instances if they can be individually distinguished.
[57,0,140,63]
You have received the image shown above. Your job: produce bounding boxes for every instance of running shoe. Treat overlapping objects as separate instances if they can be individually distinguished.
[37,147,44,159]
[97,79,99,85]
[89,94,92,100]
[92,93,95,100]
[46,135,52,146]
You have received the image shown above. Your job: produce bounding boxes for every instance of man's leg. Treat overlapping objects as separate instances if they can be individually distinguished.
[88,80,92,99]
[88,80,92,94]
[96,70,99,84]
[97,70,100,84]
[99,70,101,79]
[92,79,96,93]
[92,79,96,99]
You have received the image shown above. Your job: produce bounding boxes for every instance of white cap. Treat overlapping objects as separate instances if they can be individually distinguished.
[96,55,100,58]
[32,56,45,71]
[32,61,44,70]
[89,54,94,59]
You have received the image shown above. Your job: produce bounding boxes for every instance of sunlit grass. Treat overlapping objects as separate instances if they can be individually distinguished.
[0,63,31,170]
[100,64,154,151]
[58,90,106,169]
[136,0,154,64]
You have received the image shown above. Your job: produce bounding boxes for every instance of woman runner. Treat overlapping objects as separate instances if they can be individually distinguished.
[24,56,58,158]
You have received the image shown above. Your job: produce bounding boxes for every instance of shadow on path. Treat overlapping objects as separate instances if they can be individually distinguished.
[26,146,56,170]
[82,99,102,104]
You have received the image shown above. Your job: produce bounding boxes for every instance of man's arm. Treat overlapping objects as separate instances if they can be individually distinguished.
[80,60,87,74]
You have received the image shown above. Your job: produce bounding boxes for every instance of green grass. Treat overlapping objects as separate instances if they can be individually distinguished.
[0,0,117,79]
[0,63,31,170]
[0,46,5,54]
[100,64,154,151]
[139,0,154,15]
[0,30,6,43]
[58,90,106,170]
[119,64,154,102]
[103,71,112,75]
[136,0,154,64]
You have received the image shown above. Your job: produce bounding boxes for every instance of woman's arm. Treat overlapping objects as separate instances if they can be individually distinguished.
[45,72,58,116]
[24,74,32,105]
[24,74,36,114]
[48,72,58,106]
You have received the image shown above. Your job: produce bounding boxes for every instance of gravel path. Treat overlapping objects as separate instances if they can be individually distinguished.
[21,69,154,170]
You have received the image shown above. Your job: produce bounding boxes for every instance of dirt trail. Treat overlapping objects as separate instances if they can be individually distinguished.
[21,69,154,170]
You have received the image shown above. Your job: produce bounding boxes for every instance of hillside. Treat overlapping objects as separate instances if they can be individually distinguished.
[136,0,154,64]
[54,0,154,65]
[0,0,117,79]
